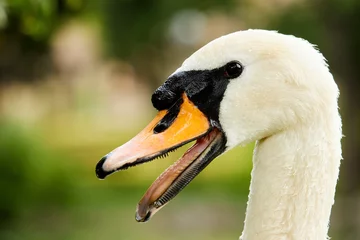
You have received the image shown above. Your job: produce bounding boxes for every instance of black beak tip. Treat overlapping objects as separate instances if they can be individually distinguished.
[95,156,110,179]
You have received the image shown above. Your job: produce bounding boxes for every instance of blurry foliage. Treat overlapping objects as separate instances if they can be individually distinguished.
[8,0,60,41]
[97,0,237,58]
[0,121,78,229]
[0,0,239,84]
[4,0,84,42]
[0,0,86,82]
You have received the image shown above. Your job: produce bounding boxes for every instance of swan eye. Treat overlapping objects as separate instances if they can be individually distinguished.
[224,61,243,79]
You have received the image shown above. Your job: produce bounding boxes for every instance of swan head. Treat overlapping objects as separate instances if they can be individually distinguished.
[95,29,338,222]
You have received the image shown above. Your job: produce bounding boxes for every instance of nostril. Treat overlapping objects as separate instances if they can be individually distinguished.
[153,98,183,134]
[153,121,167,134]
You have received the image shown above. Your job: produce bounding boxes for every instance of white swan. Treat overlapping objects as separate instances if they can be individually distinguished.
[96,29,342,240]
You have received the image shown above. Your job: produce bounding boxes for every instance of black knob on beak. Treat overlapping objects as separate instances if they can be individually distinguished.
[151,86,178,110]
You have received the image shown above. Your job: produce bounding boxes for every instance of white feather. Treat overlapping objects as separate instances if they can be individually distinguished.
[175,29,342,240]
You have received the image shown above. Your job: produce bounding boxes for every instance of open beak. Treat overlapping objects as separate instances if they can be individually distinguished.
[95,93,226,222]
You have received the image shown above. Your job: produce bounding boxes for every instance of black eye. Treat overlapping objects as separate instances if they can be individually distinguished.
[224,61,243,79]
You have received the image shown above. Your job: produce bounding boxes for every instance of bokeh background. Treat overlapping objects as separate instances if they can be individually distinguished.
[0,0,359,239]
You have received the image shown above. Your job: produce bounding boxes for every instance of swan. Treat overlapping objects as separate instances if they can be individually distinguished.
[95,29,342,240]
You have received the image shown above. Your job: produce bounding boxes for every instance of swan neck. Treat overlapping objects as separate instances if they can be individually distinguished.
[241,117,342,240]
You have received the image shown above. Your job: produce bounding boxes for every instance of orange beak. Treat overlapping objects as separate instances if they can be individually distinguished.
[95,93,226,223]
[96,93,210,179]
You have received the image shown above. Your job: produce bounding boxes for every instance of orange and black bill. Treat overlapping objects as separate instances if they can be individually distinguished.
[95,93,226,222]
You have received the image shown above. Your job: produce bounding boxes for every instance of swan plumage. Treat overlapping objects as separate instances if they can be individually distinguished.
[96,29,342,240]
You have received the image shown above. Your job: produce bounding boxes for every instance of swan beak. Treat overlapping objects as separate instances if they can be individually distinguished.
[95,94,210,179]
[95,93,226,222]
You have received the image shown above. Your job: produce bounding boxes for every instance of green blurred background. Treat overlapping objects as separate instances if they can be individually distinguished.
[0,0,359,239]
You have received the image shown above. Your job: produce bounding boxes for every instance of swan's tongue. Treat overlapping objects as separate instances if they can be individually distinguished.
[135,128,226,222]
